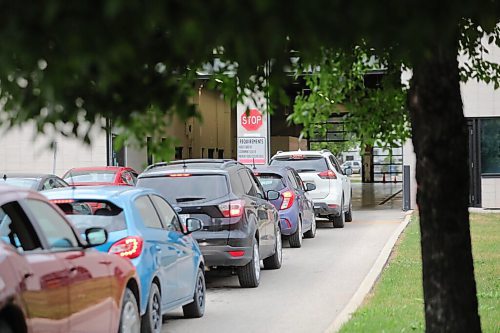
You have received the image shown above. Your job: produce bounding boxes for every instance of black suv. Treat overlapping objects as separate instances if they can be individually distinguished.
[137,159,282,288]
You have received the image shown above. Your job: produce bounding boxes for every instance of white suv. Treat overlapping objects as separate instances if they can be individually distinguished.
[270,150,352,228]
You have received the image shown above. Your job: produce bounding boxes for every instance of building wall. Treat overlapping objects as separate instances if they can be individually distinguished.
[0,121,107,177]
[270,136,307,157]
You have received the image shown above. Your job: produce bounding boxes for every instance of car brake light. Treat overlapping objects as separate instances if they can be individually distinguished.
[50,199,75,204]
[109,236,143,259]
[168,173,191,177]
[280,191,295,210]
[218,200,244,218]
[318,170,337,179]
[228,250,245,257]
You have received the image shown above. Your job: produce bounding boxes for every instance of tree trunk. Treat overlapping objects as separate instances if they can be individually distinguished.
[362,145,373,183]
[408,46,481,332]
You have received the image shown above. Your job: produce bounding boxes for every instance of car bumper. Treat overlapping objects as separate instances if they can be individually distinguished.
[313,202,341,217]
[193,231,253,267]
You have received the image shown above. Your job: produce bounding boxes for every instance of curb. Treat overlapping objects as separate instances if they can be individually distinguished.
[324,210,414,333]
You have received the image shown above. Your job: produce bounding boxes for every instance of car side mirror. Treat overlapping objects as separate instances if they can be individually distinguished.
[266,190,280,201]
[185,218,203,234]
[305,183,316,191]
[345,168,353,176]
[84,227,108,247]
[174,206,182,214]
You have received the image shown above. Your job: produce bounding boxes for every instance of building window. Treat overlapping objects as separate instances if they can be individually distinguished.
[481,118,500,175]
[208,148,215,159]
[175,147,183,160]
[218,149,224,159]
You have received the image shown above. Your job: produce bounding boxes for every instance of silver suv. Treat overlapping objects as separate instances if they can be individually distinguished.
[270,150,352,228]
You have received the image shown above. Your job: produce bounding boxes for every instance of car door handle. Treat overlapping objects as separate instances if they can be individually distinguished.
[23,272,33,280]
[155,245,162,252]
[99,260,112,265]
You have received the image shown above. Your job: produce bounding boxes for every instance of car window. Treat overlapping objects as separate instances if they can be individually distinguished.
[0,201,42,252]
[121,171,135,186]
[255,174,286,192]
[287,171,300,190]
[291,170,305,190]
[249,172,265,198]
[42,178,58,190]
[150,195,181,232]
[329,156,343,174]
[230,173,245,196]
[239,170,258,197]
[138,174,229,203]
[270,156,328,173]
[64,170,116,183]
[135,196,163,229]
[54,178,67,188]
[24,199,79,249]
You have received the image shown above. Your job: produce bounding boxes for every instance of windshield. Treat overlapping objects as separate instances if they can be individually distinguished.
[270,157,328,173]
[137,174,229,203]
[256,174,286,191]
[55,200,126,233]
[2,178,39,189]
[64,170,116,183]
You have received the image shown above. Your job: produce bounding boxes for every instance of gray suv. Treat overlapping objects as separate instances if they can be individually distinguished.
[137,159,282,288]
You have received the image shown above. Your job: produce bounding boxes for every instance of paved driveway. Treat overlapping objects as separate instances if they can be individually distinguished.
[162,184,406,333]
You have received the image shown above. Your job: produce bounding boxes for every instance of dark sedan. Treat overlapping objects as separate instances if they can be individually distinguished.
[0,185,141,333]
[1,173,68,191]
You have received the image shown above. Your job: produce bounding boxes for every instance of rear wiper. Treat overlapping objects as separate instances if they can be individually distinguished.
[296,168,317,172]
[176,196,206,203]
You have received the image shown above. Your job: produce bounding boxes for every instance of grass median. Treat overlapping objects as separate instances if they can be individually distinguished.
[338,213,499,333]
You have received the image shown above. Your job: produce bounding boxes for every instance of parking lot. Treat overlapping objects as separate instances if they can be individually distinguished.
[163,183,405,333]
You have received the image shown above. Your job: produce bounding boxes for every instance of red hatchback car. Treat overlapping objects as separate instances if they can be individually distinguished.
[0,185,141,333]
[63,166,138,187]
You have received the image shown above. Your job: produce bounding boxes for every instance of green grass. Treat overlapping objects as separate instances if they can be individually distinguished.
[338,213,500,333]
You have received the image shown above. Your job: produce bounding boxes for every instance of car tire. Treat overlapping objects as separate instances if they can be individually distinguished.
[237,238,260,288]
[141,283,162,333]
[0,318,14,333]
[183,267,206,318]
[345,199,353,222]
[304,215,317,239]
[119,288,141,333]
[263,226,283,269]
[331,198,345,228]
[288,216,303,248]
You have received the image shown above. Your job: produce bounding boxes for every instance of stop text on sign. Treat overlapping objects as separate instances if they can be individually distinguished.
[241,109,263,131]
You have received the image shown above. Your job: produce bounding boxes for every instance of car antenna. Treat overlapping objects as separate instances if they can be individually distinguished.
[2,174,6,181]
[252,158,257,170]
[69,169,77,190]
[182,160,187,169]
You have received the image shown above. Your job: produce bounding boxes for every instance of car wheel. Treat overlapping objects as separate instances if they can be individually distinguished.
[237,238,261,288]
[141,283,162,333]
[183,267,206,318]
[304,214,317,238]
[288,216,303,248]
[345,199,353,222]
[0,318,14,333]
[263,226,283,269]
[119,288,140,333]
[332,199,345,228]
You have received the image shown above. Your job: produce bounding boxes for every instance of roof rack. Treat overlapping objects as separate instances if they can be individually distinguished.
[144,159,242,172]
[320,149,332,154]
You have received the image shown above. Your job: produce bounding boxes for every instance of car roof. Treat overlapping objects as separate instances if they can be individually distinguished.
[272,150,329,158]
[66,166,134,172]
[0,184,47,205]
[140,159,243,177]
[2,173,55,179]
[41,185,156,204]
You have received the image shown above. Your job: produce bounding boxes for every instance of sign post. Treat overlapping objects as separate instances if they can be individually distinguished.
[237,92,270,165]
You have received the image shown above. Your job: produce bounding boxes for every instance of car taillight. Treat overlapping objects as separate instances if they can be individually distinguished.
[50,199,75,204]
[218,200,244,218]
[167,173,191,177]
[109,236,143,259]
[318,170,337,179]
[280,191,295,210]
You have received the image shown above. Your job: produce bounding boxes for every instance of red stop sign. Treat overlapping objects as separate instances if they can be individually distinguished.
[241,109,263,131]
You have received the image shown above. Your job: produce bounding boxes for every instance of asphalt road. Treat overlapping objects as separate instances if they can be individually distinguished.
[162,184,406,333]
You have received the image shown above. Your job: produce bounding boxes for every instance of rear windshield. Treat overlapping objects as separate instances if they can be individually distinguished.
[54,200,126,233]
[256,174,286,191]
[2,178,39,189]
[137,174,229,203]
[64,170,116,183]
[270,156,328,173]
